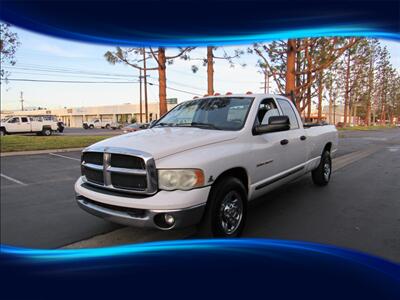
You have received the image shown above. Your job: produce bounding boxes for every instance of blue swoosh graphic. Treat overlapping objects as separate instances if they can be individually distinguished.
[1,239,399,276]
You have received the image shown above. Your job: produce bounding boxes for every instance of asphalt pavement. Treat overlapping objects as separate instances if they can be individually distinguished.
[1,128,399,262]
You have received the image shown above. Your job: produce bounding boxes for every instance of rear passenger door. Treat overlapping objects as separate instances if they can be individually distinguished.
[276,98,307,172]
[19,117,31,132]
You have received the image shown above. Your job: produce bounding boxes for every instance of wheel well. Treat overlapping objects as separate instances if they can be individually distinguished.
[323,142,332,154]
[42,125,51,130]
[213,167,249,192]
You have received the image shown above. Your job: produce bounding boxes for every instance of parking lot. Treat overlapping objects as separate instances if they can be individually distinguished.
[60,127,123,136]
[1,129,399,262]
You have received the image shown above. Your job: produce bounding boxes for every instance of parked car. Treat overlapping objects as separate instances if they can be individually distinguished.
[0,115,58,136]
[111,122,123,130]
[83,119,112,129]
[75,94,338,237]
[122,123,149,133]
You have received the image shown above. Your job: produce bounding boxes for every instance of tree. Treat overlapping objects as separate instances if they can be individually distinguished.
[105,47,157,122]
[0,23,20,82]
[375,46,392,125]
[105,47,194,118]
[250,38,359,117]
[191,46,244,95]
[149,47,194,115]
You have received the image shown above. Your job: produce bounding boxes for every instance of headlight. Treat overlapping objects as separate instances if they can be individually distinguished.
[158,169,205,191]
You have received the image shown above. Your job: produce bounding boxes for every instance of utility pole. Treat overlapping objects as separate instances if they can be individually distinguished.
[142,48,149,123]
[139,69,143,123]
[260,70,270,94]
[20,91,24,111]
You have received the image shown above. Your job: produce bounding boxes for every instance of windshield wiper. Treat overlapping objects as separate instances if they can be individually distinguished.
[153,122,176,127]
[176,122,220,130]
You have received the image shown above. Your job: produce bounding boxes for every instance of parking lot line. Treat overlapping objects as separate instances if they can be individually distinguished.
[49,152,81,161]
[0,173,27,186]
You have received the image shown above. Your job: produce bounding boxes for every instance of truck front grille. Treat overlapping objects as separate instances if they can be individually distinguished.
[80,147,157,195]
[81,166,104,185]
[110,154,145,169]
[111,173,147,190]
[82,152,103,165]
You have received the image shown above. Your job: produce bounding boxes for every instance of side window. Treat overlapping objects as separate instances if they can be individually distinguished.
[21,117,29,123]
[277,99,299,129]
[256,98,280,125]
[9,117,20,123]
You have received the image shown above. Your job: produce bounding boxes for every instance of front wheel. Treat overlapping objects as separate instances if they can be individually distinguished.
[42,128,52,136]
[0,129,5,136]
[197,177,247,237]
[312,151,332,186]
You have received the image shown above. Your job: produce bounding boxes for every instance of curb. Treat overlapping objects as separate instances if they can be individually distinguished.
[0,147,84,157]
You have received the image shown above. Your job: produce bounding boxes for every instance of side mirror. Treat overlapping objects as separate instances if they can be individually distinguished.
[254,116,290,135]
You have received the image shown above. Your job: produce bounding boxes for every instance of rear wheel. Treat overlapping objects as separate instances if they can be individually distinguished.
[0,129,5,136]
[197,177,247,237]
[105,124,111,129]
[89,125,94,129]
[42,128,52,136]
[312,151,332,186]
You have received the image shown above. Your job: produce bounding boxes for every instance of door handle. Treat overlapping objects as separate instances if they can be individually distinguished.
[300,135,306,141]
[280,139,289,145]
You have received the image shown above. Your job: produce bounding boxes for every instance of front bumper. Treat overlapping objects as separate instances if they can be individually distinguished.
[76,195,205,230]
[75,177,210,230]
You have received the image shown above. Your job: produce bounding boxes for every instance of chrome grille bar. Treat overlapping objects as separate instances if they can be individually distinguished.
[81,146,158,195]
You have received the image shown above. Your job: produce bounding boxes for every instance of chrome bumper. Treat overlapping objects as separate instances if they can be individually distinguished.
[76,195,206,230]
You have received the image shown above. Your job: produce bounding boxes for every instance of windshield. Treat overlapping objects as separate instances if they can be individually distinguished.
[153,97,253,131]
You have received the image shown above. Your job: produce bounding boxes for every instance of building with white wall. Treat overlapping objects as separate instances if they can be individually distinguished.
[1,102,176,127]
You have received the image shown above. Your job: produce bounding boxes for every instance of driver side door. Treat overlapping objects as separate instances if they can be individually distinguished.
[251,98,290,195]
[7,117,23,132]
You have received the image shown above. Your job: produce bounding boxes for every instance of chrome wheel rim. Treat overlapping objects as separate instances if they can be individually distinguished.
[219,191,243,235]
[323,161,331,181]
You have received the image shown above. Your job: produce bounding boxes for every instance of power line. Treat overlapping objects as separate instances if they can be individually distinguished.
[2,78,140,84]
[3,78,202,96]
[148,81,201,96]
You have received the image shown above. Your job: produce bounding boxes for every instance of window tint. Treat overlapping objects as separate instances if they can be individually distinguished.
[256,98,280,125]
[277,99,299,129]
[21,117,28,123]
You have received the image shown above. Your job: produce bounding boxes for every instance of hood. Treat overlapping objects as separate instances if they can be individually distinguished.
[88,127,239,160]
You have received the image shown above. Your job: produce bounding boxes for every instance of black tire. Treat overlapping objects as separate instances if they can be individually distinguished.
[89,125,94,129]
[197,177,247,238]
[312,150,332,186]
[42,128,52,136]
[105,124,111,129]
[0,129,5,136]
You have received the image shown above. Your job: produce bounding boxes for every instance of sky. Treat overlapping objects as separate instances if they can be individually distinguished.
[1,26,399,111]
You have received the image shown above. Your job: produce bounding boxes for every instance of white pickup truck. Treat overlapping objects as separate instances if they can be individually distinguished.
[75,94,338,237]
[0,116,58,136]
[83,119,112,129]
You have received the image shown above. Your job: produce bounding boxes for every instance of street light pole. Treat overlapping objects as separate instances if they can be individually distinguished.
[20,91,24,111]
